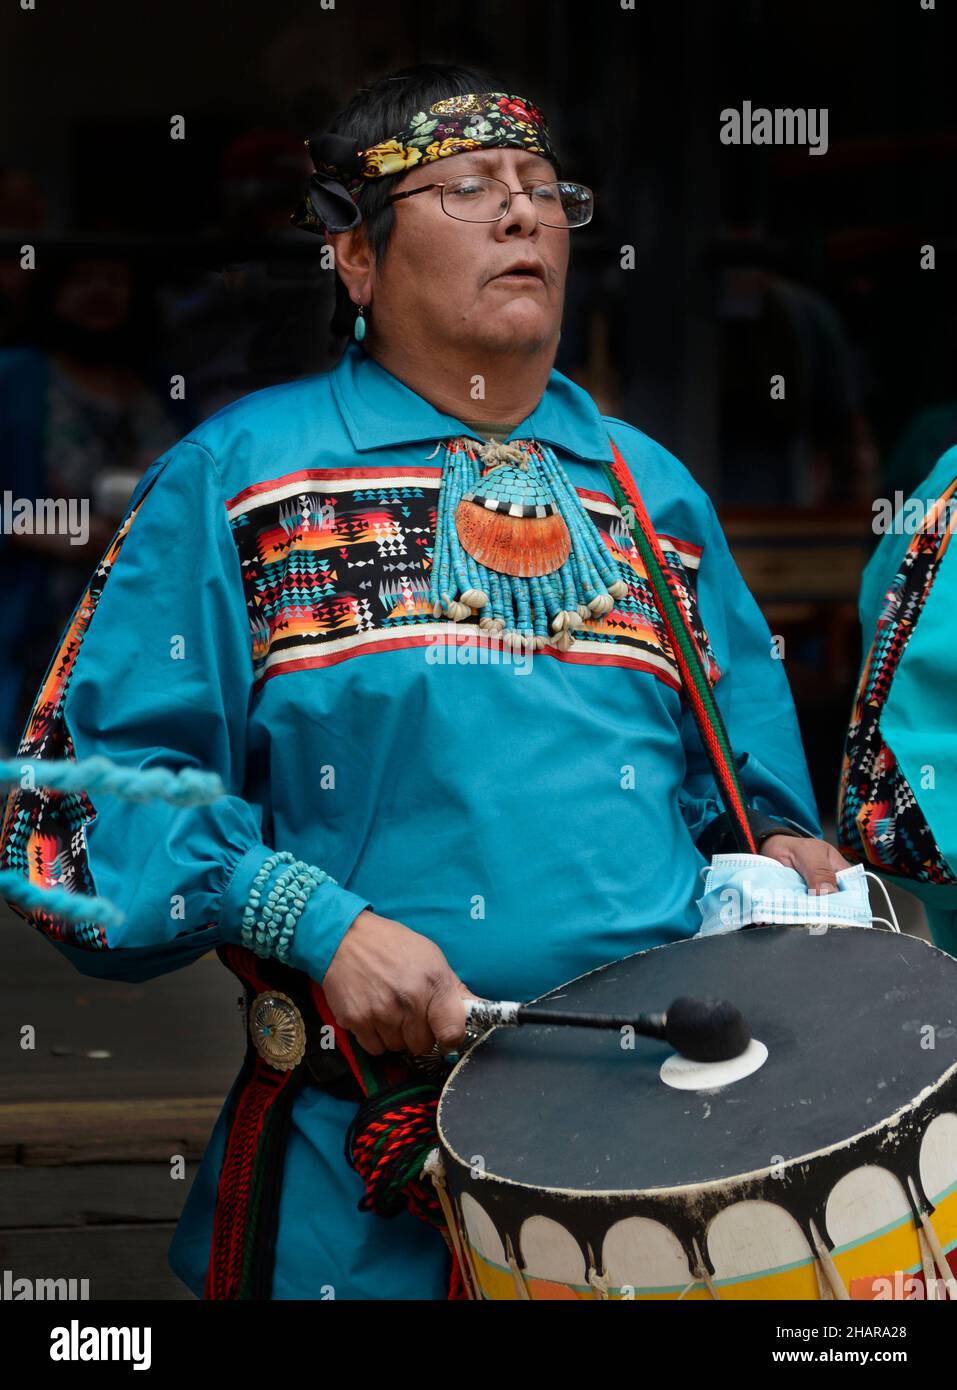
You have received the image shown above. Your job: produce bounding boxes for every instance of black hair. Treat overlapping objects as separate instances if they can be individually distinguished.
[318,63,543,341]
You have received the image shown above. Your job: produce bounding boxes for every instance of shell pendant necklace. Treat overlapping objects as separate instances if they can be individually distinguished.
[427,433,629,651]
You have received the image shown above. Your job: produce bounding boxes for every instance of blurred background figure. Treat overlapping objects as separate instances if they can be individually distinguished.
[0,163,49,343]
[711,227,877,508]
[157,127,334,419]
[0,253,182,755]
[882,399,957,507]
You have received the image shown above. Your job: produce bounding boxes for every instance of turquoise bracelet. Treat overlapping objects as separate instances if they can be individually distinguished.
[241,851,294,951]
[273,867,330,964]
[240,853,337,961]
[247,861,332,958]
[257,865,322,959]
[253,864,320,956]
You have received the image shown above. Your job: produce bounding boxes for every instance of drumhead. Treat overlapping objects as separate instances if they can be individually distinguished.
[438,926,957,1194]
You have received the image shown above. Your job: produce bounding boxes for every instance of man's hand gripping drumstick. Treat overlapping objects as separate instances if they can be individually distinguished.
[322,909,473,1057]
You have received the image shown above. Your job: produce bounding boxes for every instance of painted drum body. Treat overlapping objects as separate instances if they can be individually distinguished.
[435,926,957,1300]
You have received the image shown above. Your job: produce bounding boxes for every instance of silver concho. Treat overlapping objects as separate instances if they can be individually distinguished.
[407,1021,489,1078]
[249,991,306,1071]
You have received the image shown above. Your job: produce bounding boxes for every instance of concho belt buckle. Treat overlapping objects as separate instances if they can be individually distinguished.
[249,989,307,1071]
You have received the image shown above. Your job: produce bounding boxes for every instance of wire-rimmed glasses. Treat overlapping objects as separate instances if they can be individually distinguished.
[385,174,594,228]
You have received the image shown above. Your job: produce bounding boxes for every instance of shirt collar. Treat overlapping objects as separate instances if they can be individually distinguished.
[329,340,614,464]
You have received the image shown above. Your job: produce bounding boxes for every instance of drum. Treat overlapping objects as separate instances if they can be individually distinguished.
[432,926,957,1300]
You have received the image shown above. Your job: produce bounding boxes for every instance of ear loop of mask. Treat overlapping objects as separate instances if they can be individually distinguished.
[863,870,902,934]
[697,861,756,882]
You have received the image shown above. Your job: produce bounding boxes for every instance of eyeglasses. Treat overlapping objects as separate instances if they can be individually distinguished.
[385,174,594,228]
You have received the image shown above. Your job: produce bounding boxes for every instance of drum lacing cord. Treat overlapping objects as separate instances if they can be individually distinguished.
[908,1176,955,1299]
[586,1244,611,1300]
[809,1219,850,1299]
[505,1235,532,1299]
[811,1186,954,1302]
[680,1228,853,1302]
[674,1198,952,1304]
[422,1149,481,1301]
[918,1227,940,1298]
[677,1238,721,1300]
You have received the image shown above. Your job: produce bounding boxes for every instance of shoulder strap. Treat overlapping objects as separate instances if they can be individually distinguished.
[601,436,757,854]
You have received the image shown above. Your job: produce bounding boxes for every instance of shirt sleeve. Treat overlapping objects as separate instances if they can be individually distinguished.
[0,437,371,983]
[677,492,824,855]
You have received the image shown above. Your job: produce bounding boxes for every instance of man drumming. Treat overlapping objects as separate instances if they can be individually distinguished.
[0,62,851,1299]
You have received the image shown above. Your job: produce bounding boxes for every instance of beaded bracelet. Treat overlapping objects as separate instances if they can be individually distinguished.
[253,862,327,957]
[273,867,331,964]
[256,864,310,954]
[251,863,333,960]
[241,851,294,951]
[240,853,337,961]
[256,864,324,960]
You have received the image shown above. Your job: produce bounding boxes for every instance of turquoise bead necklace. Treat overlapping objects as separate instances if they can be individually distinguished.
[427,434,628,651]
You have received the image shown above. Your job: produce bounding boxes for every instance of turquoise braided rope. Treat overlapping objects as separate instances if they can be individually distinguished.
[0,757,224,805]
[1,756,226,928]
[0,871,125,929]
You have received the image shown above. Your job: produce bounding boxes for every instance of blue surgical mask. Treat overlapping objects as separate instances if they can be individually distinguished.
[694,853,901,937]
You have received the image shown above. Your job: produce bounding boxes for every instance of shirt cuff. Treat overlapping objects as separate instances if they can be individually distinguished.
[218,843,373,981]
[695,809,819,858]
[286,883,372,983]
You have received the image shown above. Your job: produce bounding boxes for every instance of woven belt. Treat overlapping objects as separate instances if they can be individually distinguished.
[204,944,367,1299]
[205,944,473,1299]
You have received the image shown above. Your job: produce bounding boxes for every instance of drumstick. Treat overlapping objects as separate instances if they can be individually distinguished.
[463,995,751,1063]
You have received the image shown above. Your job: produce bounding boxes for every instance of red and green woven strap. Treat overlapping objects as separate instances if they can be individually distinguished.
[205,946,308,1300]
[602,437,757,855]
[208,945,466,1299]
[309,976,469,1296]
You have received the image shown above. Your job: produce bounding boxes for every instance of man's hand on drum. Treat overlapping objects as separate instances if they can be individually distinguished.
[759,834,854,894]
[321,909,475,1057]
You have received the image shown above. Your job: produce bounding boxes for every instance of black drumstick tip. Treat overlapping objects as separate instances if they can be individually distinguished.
[665,996,751,1062]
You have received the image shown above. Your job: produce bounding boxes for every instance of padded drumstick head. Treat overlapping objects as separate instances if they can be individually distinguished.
[665,996,750,1062]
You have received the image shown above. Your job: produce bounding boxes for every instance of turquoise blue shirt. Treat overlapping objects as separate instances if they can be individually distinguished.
[848,444,957,955]
[1,340,821,1298]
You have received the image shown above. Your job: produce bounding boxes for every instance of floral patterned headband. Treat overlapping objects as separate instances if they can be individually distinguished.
[290,91,562,236]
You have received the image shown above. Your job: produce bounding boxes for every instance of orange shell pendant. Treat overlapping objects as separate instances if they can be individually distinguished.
[455,498,571,578]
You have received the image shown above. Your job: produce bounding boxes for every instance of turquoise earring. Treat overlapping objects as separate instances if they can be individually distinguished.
[353,303,366,342]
